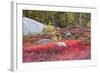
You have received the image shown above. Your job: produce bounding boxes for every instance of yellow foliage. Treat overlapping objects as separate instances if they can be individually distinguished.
[45,24,55,32]
[52,36,58,42]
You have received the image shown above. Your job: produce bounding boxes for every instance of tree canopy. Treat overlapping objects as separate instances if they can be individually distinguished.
[23,10,91,28]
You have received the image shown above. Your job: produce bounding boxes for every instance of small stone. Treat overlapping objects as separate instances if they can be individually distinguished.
[36,39,53,45]
[56,42,67,47]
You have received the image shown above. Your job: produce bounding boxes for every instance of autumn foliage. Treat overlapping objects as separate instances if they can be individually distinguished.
[23,39,90,62]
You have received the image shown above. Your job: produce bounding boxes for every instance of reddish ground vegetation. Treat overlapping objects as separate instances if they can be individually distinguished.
[23,39,90,62]
[23,27,91,62]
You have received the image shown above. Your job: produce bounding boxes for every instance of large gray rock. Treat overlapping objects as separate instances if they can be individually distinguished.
[23,17,46,35]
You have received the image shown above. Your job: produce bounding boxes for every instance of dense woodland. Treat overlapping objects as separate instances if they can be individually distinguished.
[23,10,91,28]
